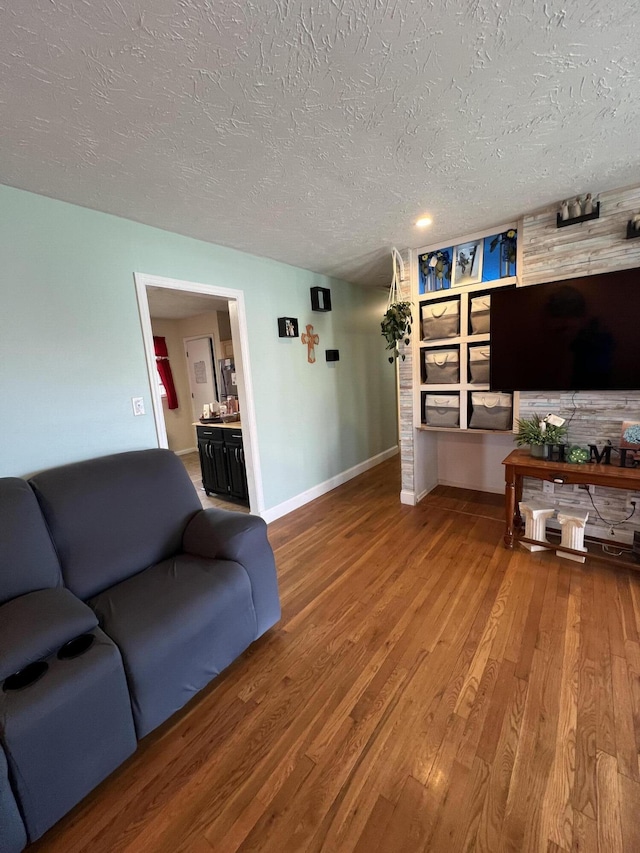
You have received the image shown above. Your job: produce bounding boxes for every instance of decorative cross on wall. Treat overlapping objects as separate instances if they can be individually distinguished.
[301,324,319,363]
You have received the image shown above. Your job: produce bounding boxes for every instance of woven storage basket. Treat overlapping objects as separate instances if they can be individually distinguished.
[469,392,512,430]
[424,394,459,428]
[468,346,490,384]
[469,295,490,335]
[424,349,459,384]
[421,300,459,340]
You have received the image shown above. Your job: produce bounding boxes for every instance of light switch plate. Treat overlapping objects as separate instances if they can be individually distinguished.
[132,397,145,416]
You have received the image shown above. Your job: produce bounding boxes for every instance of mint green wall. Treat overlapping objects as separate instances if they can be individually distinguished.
[0,184,397,510]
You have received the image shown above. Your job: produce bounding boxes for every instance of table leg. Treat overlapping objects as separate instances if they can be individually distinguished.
[504,465,516,549]
[515,474,524,532]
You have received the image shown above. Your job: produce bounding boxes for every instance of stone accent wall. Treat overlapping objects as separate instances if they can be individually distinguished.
[522,185,640,287]
[520,184,640,543]
[397,248,415,498]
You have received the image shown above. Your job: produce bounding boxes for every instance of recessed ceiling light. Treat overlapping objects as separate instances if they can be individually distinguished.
[415,216,432,228]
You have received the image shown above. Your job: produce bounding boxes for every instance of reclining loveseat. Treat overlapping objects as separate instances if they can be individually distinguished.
[0,449,280,850]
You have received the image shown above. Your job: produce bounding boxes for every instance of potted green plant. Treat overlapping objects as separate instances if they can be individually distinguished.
[515,415,568,458]
[381,301,412,362]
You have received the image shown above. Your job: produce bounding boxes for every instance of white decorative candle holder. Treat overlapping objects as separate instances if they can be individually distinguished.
[556,509,590,562]
[519,502,555,551]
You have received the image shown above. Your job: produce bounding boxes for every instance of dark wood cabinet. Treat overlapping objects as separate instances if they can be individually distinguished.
[225,432,248,501]
[197,426,248,505]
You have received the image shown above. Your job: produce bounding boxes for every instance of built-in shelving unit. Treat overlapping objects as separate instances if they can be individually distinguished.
[413,223,520,434]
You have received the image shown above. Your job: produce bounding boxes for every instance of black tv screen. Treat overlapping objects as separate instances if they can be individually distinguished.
[490,268,640,391]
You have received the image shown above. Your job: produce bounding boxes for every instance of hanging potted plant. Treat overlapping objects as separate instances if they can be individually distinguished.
[382,249,412,362]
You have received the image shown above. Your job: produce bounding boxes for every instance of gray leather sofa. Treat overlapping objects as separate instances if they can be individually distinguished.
[0,449,280,849]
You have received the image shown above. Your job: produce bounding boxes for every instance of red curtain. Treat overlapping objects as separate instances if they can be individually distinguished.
[153,336,178,410]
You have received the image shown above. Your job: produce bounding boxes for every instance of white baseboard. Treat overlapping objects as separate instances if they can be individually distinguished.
[401,484,437,505]
[261,446,399,524]
[174,447,197,457]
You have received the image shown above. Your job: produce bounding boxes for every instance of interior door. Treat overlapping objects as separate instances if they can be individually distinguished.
[184,336,218,421]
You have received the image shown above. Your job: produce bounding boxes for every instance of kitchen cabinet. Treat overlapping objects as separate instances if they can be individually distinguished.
[196,425,248,505]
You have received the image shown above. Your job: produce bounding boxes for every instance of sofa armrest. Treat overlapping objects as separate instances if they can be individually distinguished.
[183,508,280,636]
[0,588,98,681]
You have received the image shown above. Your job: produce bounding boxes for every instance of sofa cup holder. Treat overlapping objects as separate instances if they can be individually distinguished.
[57,633,95,660]
[3,660,49,692]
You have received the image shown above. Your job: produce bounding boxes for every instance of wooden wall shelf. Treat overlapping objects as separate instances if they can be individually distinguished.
[626,220,640,240]
[556,202,600,228]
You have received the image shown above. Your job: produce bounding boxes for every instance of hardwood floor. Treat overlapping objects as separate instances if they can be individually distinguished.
[31,458,640,852]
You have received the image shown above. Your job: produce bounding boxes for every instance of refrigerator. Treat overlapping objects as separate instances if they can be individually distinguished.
[219,359,237,398]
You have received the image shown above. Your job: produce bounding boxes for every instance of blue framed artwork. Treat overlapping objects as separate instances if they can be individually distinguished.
[483,229,517,281]
[420,229,516,295]
[418,247,453,294]
[453,240,483,287]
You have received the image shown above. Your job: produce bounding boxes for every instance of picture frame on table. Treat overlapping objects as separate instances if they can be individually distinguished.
[453,239,483,287]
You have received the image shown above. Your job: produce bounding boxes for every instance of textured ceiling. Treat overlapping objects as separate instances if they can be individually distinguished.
[147,286,230,319]
[1,0,639,287]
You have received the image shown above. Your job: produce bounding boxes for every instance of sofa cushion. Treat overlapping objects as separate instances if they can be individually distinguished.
[90,554,258,738]
[0,588,99,682]
[30,449,202,600]
[0,477,62,606]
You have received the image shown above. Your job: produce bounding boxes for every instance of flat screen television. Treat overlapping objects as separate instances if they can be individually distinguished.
[490,267,640,392]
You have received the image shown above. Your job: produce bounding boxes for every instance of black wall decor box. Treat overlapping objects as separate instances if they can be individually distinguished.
[277,317,299,337]
[311,286,332,312]
[325,350,339,362]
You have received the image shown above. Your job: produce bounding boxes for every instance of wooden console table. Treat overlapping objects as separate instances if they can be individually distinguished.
[502,449,640,558]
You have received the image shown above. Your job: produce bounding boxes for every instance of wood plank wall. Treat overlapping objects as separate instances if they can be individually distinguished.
[519,184,640,543]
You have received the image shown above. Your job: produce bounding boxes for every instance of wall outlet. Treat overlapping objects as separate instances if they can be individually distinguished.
[574,483,594,496]
[132,397,145,416]
[626,492,640,512]
[542,481,554,495]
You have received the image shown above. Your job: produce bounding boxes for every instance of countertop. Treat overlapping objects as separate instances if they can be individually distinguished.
[193,421,242,430]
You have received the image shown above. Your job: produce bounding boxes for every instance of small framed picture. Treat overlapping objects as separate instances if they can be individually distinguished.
[620,421,640,449]
[278,317,299,338]
[453,239,483,287]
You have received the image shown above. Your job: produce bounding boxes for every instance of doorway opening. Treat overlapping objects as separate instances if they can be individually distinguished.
[134,272,264,516]
[184,335,219,423]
